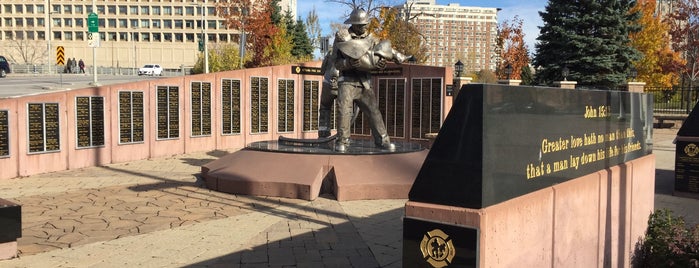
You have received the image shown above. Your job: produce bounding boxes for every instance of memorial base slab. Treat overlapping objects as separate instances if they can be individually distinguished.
[201,139,427,201]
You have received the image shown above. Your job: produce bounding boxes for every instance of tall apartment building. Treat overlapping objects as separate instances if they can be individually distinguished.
[396,0,499,71]
[0,0,296,70]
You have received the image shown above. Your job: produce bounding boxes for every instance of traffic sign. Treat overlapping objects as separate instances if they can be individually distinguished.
[87,32,100,48]
[56,46,65,65]
[88,13,98,33]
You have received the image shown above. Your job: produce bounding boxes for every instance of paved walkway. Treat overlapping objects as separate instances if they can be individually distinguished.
[0,127,697,267]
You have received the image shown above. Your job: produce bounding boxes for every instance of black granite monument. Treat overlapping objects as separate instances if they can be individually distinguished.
[403,84,653,267]
[675,101,699,196]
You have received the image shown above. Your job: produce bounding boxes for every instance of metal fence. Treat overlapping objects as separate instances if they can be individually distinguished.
[7,63,194,77]
[645,87,699,115]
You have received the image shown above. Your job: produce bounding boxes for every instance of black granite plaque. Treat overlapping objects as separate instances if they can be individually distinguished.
[675,139,699,194]
[0,110,9,157]
[303,80,319,131]
[202,82,211,135]
[132,92,144,142]
[260,78,269,132]
[410,78,442,139]
[28,103,45,152]
[76,97,104,148]
[191,82,202,136]
[28,103,60,153]
[372,67,402,76]
[291,66,323,75]
[250,77,269,133]
[409,84,653,209]
[378,79,407,137]
[76,97,92,147]
[157,86,179,139]
[119,91,144,143]
[119,92,133,143]
[403,217,477,268]
[222,79,241,135]
[44,103,60,151]
[277,79,294,132]
[157,86,169,139]
[91,97,105,146]
[168,87,180,138]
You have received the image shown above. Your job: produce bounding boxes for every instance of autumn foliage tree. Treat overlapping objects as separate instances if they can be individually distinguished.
[216,0,279,68]
[370,7,428,63]
[629,0,684,87]
[665,0,699,88]
[496,16,530,80]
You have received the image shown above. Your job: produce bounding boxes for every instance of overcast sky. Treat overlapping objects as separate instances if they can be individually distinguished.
[298,0,548,52]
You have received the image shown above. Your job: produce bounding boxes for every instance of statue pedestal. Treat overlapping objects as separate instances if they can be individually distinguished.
[201,139,427,201]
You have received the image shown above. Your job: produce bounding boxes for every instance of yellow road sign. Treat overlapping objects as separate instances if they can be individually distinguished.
[56,46,65,65]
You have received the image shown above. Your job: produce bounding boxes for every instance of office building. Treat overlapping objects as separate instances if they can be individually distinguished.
[396,0,499,71]
[0,0,297,70]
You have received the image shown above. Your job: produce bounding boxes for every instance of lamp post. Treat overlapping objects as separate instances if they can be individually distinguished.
[452,60,464,96]
[191,2,208,73]
[629,66,638,82]
[454,60,464,78]
[239,7,248,69]
[562,66,570,81]
[504,63,513,80]
[132,27,138,75]
[47,11,56,74]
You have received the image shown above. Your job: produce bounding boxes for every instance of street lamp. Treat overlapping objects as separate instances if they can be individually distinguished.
[191,2,208,73]
[239,7,249,69]
[562,66,570,81]
[132,27,138,75]
[47,11,56,74]
[629,66,638,82]
[504,63,513,80]
[454,60,464,78]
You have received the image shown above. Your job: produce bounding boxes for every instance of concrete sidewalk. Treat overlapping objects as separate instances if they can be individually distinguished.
[0,127,697,267]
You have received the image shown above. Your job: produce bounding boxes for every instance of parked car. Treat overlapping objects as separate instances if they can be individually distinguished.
[138,64,163,76]
[0,56,11,78]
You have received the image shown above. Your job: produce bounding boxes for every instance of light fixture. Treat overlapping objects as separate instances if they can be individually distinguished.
[504,63,513,80]
[629,66,638,81]
[454,60,464,77]
[562,66,569,81]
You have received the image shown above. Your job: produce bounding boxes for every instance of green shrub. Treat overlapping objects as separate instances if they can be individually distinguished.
[635,209,699,267]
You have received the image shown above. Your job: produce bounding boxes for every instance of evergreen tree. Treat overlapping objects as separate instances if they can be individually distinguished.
[533,0,641,89]
[270,0,283,26]
[291,19,314,58]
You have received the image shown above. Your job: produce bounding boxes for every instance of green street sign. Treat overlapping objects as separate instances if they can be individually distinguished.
[88,13,98,33]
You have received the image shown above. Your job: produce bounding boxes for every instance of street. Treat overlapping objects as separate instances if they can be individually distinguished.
[0,74,164,98]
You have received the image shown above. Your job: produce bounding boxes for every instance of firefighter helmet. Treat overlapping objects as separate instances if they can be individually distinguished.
[344,8,370,25]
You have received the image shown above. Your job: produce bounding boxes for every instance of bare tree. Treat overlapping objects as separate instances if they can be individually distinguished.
[305,8,322,51]
[8,38,47,65]
[324,0,396,18]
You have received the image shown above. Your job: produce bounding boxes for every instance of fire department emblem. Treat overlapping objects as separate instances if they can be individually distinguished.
[419,229,456,267]
[685,143,699,157]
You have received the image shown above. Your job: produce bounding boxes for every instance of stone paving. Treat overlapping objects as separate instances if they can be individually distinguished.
[0,127,696,267]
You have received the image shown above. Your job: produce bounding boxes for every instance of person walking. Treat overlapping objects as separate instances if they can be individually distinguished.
[78,59,85,73]
[71,58,78,74]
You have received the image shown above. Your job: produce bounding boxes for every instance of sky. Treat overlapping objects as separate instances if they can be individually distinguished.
[297,0,548,54]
